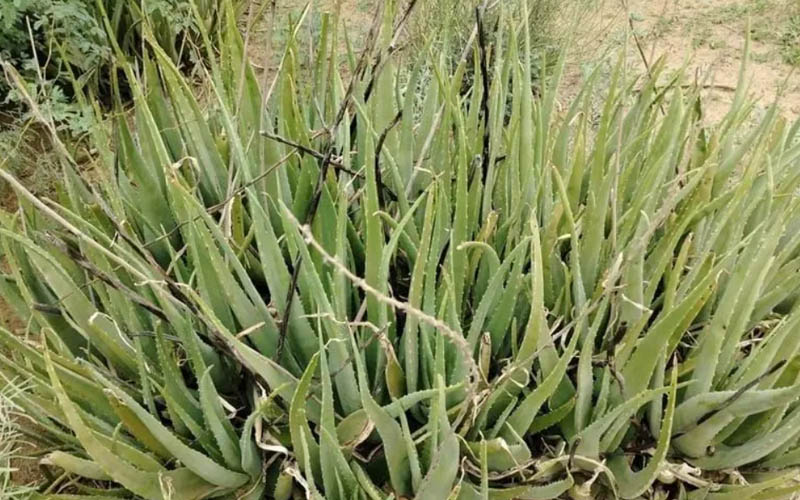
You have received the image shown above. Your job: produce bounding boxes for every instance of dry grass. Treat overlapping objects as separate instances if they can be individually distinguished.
[1,379,37,497]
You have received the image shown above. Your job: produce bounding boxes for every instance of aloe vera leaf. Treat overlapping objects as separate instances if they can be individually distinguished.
[506,325,580,437]
[45,348,227,499]
[690,403,800,470]
[42,451,111,481]
[609,365,678,498]
[93,369,249,487]
[199,369,242,471]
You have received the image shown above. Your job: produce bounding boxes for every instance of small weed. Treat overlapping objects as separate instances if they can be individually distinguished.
[690,25,714,50]
[710,0,770,25]
[780,15,800,66]
[752,51,774,64]
[648,14,677,40]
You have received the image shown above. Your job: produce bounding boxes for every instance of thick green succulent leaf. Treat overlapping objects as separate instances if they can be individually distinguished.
[318,336,359,500]
[609,364,678,498]
[41,451,111,481]
[289,353,323,485]
[199,369,242,471]
[689,403,800,470]
[93,370,249,488]
[456,474,574,500]
[506,322,580,436]
[415,380,460,499]
[44,349,228,499]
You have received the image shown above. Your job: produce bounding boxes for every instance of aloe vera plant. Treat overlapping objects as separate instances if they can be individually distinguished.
[2,1,800,499]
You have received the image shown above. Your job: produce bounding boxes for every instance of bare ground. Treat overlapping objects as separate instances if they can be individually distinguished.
[244,0,799,123]
[560,0,800,123]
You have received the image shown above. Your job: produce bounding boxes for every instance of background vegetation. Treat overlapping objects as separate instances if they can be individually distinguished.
[1,0,233,127]
[0,0,236,218]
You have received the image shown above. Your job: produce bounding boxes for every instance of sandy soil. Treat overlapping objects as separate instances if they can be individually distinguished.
[560,0,800,123]
[243,0,375,79]
[245,0,799,124]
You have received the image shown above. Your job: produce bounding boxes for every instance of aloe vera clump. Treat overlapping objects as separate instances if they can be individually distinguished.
[2,2,800,499]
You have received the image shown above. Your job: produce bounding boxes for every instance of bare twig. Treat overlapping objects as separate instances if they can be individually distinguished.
[275,3,386,361]
[260,131,363,178]
[374,110,404,208]
[286,210,480,402]
[63,246,168,322]
[476,5,492,184]
[720,360,788,409]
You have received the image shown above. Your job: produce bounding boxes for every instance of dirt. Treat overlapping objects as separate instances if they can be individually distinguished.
[559,0,800,123]
[242,0,376,81]
[9,444,44,489]
[241,0,800,125]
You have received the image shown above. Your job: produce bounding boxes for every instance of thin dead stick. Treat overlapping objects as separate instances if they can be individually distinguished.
[260,131,363,178]
[286,210,480,401]
[619,0,666,115]
[683,83,738,93]
[275,2,386,362]
[374,110,404,208]
[65,247,168,322]
[720,360,788,410]
[476,5,492,184]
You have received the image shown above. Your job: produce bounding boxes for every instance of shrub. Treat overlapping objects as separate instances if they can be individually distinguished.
[2,1,800,499]
[0,0,232,133]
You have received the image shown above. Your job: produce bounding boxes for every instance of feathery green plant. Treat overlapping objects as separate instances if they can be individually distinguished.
[2,1,800,498]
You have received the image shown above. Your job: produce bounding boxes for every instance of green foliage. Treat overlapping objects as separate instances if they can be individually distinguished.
[780,13,800,66]
[0,0,231,133]
[2,1,800,499]
[0,0,109,72]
